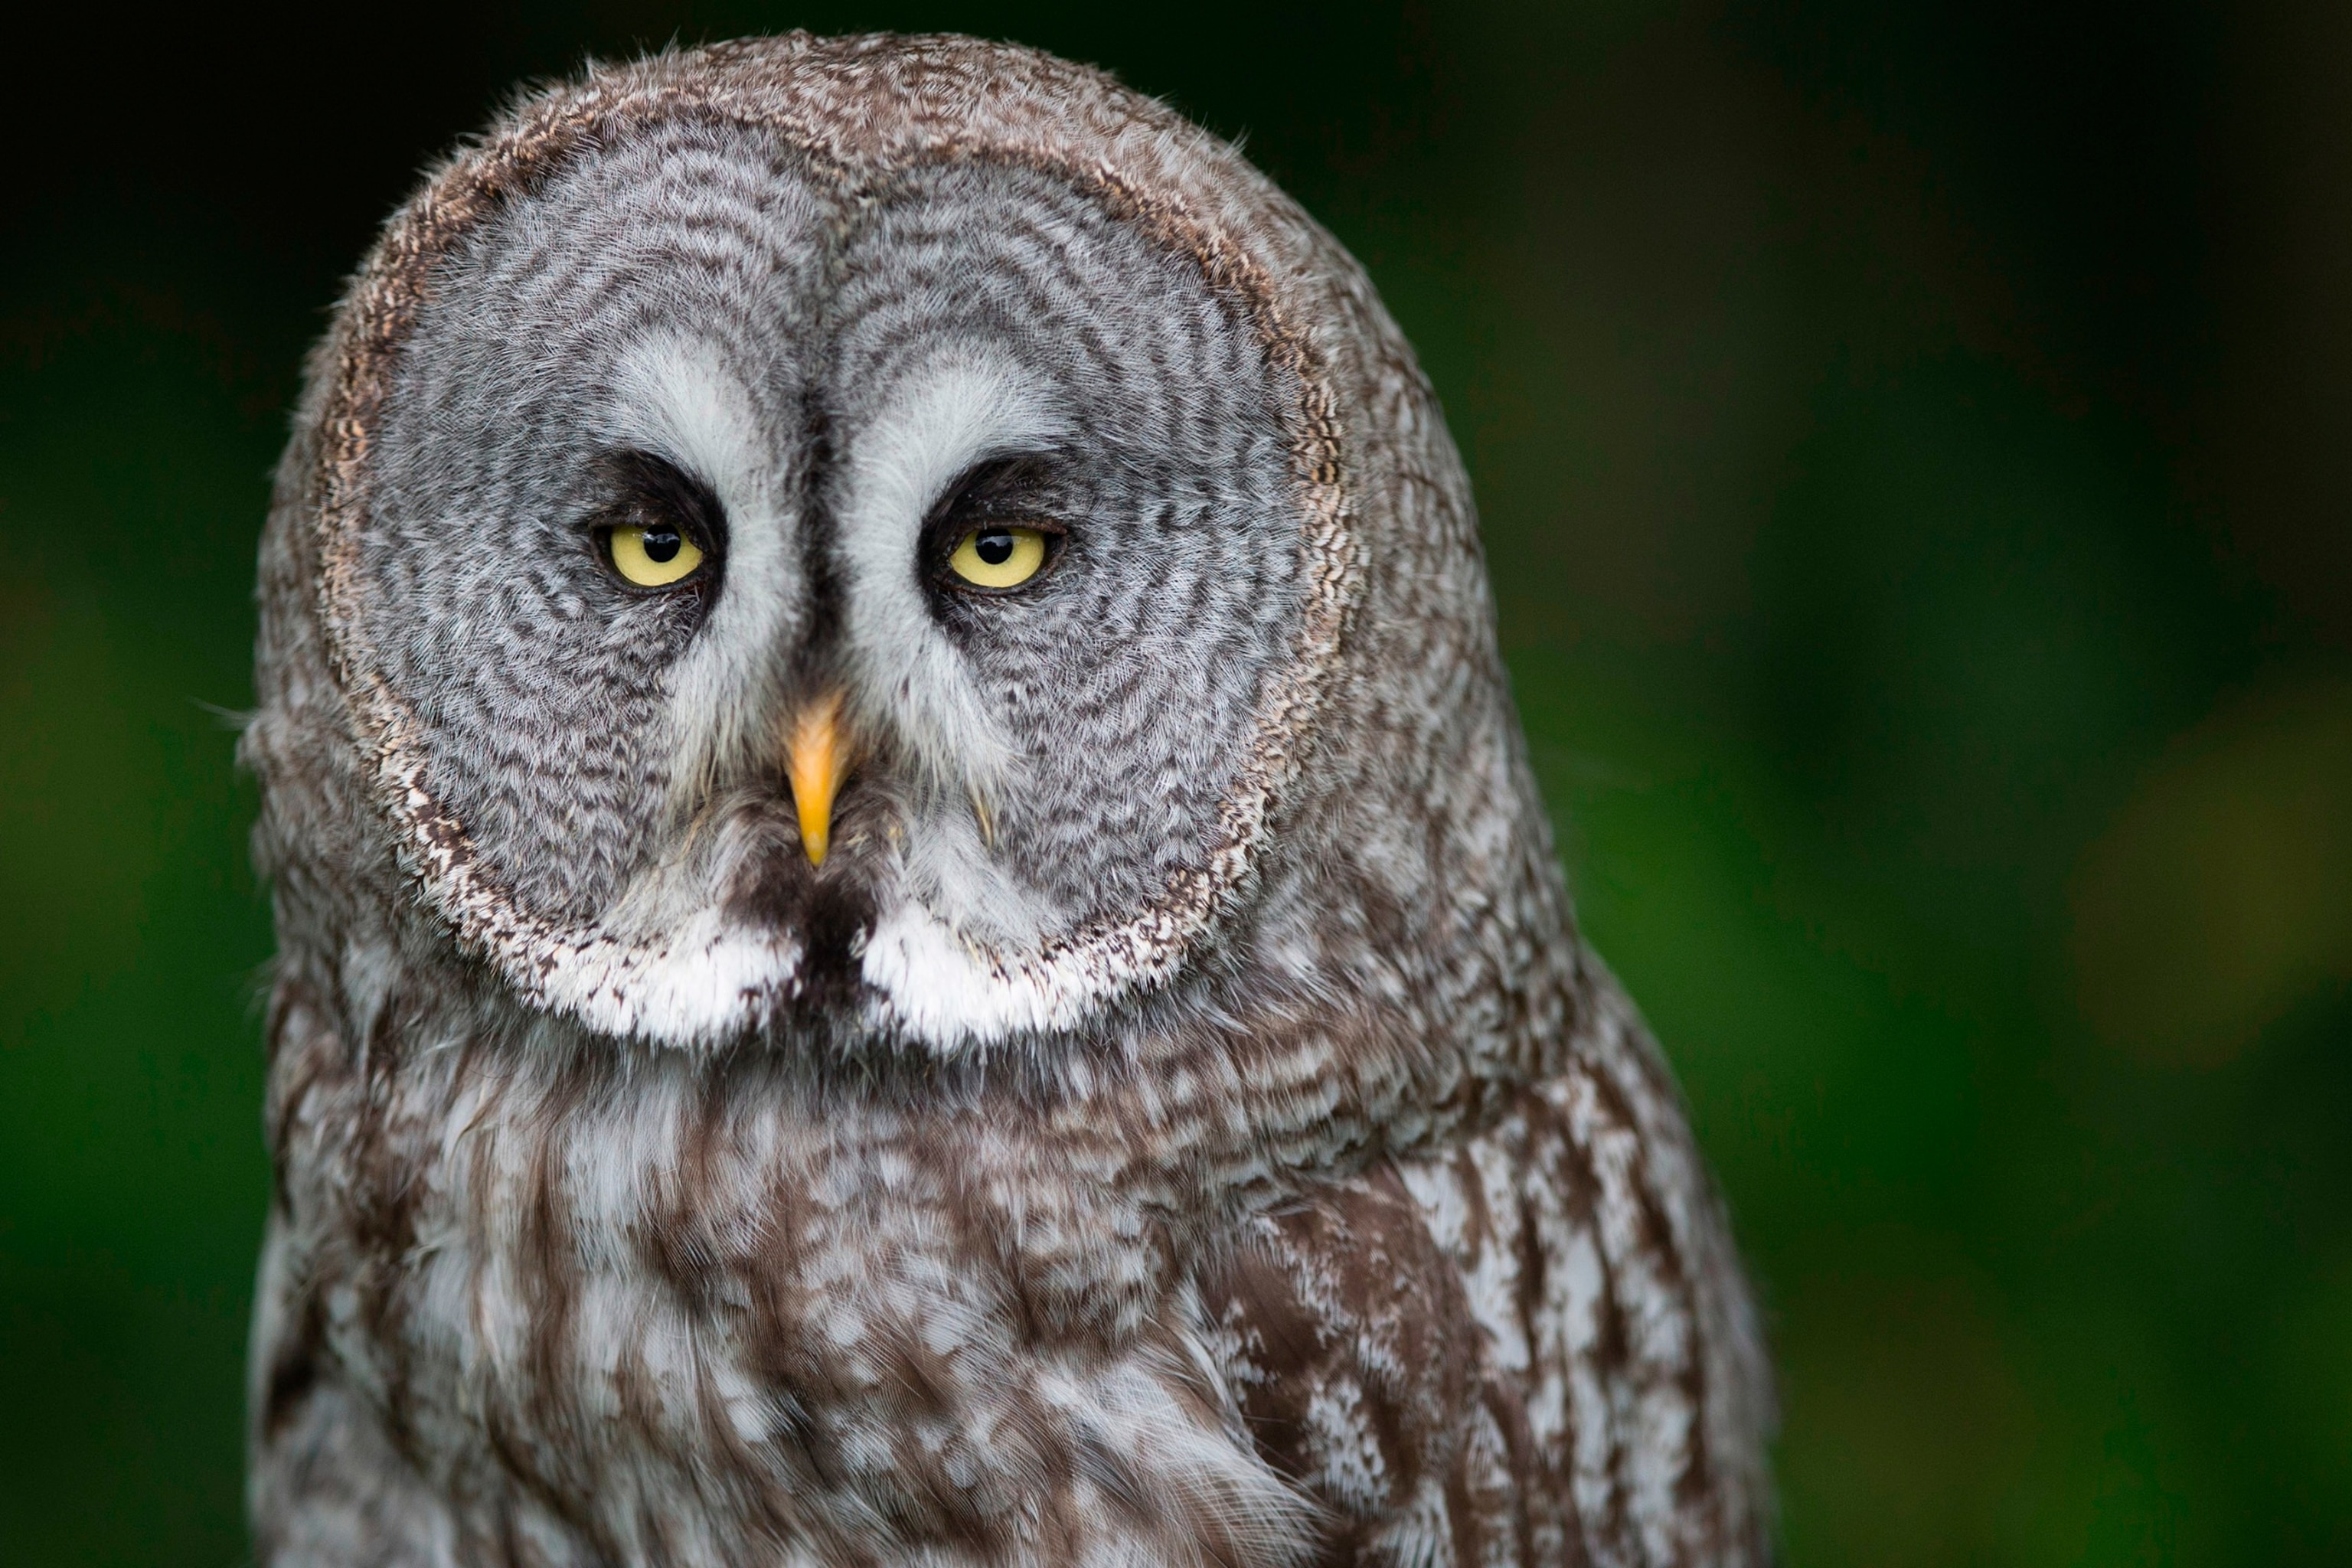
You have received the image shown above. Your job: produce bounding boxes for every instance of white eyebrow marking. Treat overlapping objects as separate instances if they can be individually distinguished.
[831,348,1073,800]
[603,333,802,811]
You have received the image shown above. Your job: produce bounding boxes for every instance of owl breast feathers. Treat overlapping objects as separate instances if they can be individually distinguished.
[242,32,1773,1568]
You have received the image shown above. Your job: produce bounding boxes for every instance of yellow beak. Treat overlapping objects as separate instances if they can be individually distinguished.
[784,691,849,867]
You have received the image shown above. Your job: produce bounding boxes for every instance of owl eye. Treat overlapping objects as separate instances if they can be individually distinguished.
[607,523,705,587]
[947,526,1050,590]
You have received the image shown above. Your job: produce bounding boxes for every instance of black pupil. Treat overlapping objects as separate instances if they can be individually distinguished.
[642,528,682,564]
[974,530,1015,566]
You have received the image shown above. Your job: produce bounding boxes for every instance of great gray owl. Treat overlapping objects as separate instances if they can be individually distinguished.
[242,32,1773,1568]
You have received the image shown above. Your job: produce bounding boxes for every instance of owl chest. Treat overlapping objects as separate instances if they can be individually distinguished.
[284,1043,1224,1547]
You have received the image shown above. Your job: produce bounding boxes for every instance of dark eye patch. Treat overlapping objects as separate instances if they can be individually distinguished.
[582,449,728,599]
[921,454,1060,533]
[921,454,1069,582]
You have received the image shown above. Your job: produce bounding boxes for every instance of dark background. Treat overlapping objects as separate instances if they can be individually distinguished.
[4,3,2348,1562]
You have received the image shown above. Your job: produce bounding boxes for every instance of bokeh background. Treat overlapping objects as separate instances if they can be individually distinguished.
[5,2,2348,1561]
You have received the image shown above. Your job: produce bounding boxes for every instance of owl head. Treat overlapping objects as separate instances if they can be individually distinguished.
[251,34,1567,1064]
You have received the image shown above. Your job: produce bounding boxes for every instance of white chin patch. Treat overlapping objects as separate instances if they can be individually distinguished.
[518,905,1128,1053]
[545,890,1147,1054]
[856,898,1094,1047]
[524,913,804,1046]
[521,876,1181,1054]
[384,745,807,1048]
[854,884,1206,1053]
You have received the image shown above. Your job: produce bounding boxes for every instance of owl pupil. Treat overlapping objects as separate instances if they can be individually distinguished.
[975,530,1015,566]
[642,528,682,564]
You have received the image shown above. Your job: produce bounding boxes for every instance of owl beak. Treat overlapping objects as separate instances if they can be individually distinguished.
[783,691,850,867]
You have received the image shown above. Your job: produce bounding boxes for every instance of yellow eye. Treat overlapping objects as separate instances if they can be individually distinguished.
[948,526,1050,590]
[609,524,704,587]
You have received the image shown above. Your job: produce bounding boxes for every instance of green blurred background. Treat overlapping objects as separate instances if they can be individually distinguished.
[5,2,2348,1562]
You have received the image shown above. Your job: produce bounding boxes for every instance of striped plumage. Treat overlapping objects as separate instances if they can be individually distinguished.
[243,34,1773,1567]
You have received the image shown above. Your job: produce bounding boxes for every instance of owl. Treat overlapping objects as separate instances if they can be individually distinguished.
[241,33,1773,1568]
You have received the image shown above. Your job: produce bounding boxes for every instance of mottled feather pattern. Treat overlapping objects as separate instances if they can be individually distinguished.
[244,32,1773,1567]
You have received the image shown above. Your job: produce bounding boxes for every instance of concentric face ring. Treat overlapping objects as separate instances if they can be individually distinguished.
[309,47,1359,1052]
